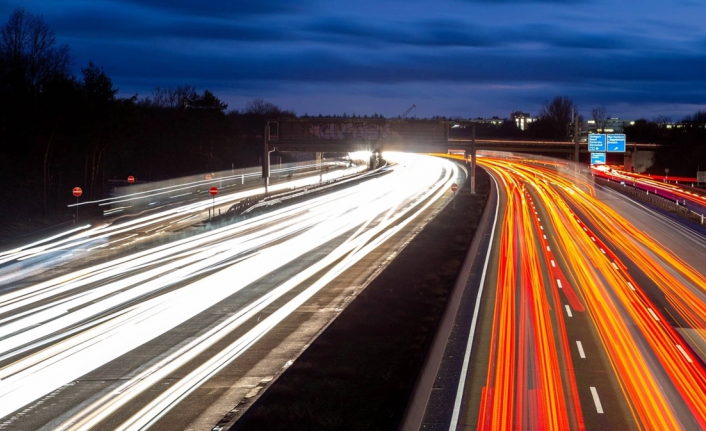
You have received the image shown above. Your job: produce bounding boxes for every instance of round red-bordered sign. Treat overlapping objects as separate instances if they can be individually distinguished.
[209,187,218,196]
[127,175,135,183]
[451,183,458,192]
[73,187,83,197]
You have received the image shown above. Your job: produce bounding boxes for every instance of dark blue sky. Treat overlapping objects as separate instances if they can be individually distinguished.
[3,0,705,119]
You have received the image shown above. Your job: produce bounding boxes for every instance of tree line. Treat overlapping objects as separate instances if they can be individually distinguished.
[1,8,704,230]
[0,8,294,223]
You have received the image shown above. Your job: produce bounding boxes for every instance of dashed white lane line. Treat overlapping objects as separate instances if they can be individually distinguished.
[565,304,573,317]
[576,341,586,358]
[590,237,596,242]
[546,245,551,252]
[611,262,619,270]
[627,282,636,291]
[647,308,660,321]
[590,387,604,413]
[556,279,563,289]
[550,260,556,267]
[600,248,606,254]
[540,226,544,230]
[676,344,694,363]
[543,234,547,239]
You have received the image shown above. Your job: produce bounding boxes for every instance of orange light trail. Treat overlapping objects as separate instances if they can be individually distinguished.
[434,153,706,430]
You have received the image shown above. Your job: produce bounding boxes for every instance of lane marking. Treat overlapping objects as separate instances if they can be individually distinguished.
[556,279,563,289]
[611,262,619,270]
[565,304,573,317]
[576,341,586,358]
[676,344,694,363]
[600,248,606,254]
[449,174,501,430]
[647,308,660,321]
[590,387,604,413]
[546,245,551,252]
[540,226,544,230]
[590,237,596,242]
[550,260,556,268]
[627,282,636,291]
[543,235,547,240]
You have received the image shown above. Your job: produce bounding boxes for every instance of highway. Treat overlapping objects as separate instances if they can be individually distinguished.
[592,166,706,215]
[448,155,706,431]
[0,153,460,430]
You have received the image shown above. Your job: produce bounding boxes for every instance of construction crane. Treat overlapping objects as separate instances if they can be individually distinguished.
[401,104,416,119]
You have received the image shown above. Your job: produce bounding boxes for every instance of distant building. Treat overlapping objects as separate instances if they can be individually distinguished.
[473,116,504,126]
[510,111,535,130]
[586,117,635,134]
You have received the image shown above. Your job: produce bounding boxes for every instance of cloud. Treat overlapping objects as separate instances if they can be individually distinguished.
[116,0,307,17]
[457,0,588,3]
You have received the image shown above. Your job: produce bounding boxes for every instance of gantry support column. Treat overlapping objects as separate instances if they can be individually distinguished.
[470,123,476,195]
[574,112,580,165]
[262,125,270,195]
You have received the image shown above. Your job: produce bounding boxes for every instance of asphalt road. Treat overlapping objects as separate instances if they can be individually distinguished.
[0,153,460,430]
[438,156,706,431]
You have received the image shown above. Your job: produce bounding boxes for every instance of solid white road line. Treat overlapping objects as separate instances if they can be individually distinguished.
[449,174,500,431]
[565,304,573,317]
[576,341,586,358]
[590,387,604,413]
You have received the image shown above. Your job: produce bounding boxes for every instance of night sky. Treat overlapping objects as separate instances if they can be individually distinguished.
[3,0,705,119]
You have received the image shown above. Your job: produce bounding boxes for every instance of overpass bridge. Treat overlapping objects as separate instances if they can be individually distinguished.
[261,118,659,192]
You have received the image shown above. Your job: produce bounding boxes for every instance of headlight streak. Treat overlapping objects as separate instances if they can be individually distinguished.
[68,162,335,208]
[471,154,706,431]
[0,164,369,266]
[0,153,458,426]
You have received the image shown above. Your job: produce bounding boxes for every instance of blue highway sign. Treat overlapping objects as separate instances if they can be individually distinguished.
[607,134,626,152]
[591,152,607,165]
[588,134,607,152]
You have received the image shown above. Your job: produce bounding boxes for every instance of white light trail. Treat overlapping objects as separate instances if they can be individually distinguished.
[0,154,458,427]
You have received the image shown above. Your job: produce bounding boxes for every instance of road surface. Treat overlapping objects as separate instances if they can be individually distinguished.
[444,155,706,431]
[0,153,460,430]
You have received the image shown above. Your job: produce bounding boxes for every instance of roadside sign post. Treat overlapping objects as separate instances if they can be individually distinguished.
[451,183,458,209]
[72,187,82,225]
[209,187,218,220]
[665,168,669,183]
[590,152,607,165]
[607,134,627,152]
[588,134,607,152]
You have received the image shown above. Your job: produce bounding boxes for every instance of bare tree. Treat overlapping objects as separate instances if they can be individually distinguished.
[653,115,672,128]
[0,8,70,96]
[150,85,196,109]
[244,98,281,116]
[539,96,577,139]
[591,106,608,131]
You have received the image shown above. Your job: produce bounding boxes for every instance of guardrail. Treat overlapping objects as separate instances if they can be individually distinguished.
[596,177,705,225]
